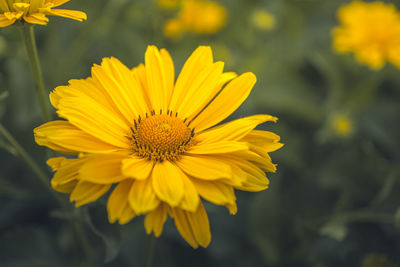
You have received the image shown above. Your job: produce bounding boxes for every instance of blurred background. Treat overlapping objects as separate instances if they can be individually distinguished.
[1,0,400,266]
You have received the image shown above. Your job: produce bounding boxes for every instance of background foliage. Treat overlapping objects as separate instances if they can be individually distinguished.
[1,0,400,266]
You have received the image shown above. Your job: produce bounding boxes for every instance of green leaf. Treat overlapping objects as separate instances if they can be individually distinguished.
[319,219,348,241]
[0,90,9,102]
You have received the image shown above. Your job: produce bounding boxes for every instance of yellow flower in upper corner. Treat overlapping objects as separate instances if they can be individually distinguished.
[332,114,353,138]
[332,1,400,70]
[0,0,87,27]
[251,9,275,31]
[34,46,283,248]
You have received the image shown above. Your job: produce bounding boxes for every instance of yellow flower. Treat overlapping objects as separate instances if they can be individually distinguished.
[0,0,86,27]
[34,46,283,248]
[332,1,400,69]
[332,114,353,137]
[164,18,184,38]
[164,0,226,37]
[251,9,275,31]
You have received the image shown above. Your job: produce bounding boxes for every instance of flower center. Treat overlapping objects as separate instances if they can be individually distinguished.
[130,112,195,161]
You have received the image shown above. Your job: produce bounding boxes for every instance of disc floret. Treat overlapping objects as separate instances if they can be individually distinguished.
[130,111,195,161]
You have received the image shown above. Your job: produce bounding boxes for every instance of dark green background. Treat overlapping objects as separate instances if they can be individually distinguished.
[1,0,399,266]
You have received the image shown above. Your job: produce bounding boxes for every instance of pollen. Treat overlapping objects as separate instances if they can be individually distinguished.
[130,111,195,161]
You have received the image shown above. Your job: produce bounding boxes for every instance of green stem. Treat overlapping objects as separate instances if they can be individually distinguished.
[0,123,94,264]
[0,123,49,189]
[20,24,52,122]
[74,218,95,267]
[144,235,156,267]
[0,122,64,206]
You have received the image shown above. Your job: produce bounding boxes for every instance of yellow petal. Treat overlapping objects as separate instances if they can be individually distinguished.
[70,181,111,207]
[51,78,115,113]
[191,179,236,206]
[131,63,152,111]
[179,174,200,212]
[51,157,88,188]
[121,156,154,180]
[0,14,16,27]
[46,157,66,171]
[197,115,278,143]
[79,154,126,184]
[132,64,148,94]
[48,156,80,193]
[171,202,211,248]
[243,129,281,143]
[129,178,160,214]
[56,88,130,148]
[54,181,77,193]
[23,13,49,25]
[34,120,119,154]
[145,46,170,112]
[176,155,231,180]
[144,203,168,237]
[29,0,45,13]
[160,48,175,107]
[0,1,10,12]
[119,205,136,225]
[44,9,87,21]
[169,46,213,112]
[47,0,70,7]
[176,61,224,118]
[229,150,277,173]
[191,72,257,132]
[230,159,270,192]
[187,141,248,154]
[107,180,135,224]
[185,71,237,121]
[260,142,284,153]
[242,130,283,156]
[152,161,184,207]
[92,57,149,122]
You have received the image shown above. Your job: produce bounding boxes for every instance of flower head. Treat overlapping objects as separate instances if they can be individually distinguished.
[332,1,400,69]
[332,114,353,138]
[164,0,227,37]
[34,46,283,248]
[251,9,275,31]
[0,0,87,27]
[164,18,184,38]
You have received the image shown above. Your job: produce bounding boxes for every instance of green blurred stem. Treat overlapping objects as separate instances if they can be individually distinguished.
[0,123,65,206]
[0,123,94,265]
[74,218,95,267]
[0,123,49,189]
[144,235,156,267]
[20,24,52,122]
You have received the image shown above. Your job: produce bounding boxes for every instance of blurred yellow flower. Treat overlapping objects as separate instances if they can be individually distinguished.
[332,114,353,137]
[164,0,227,37]
[164,18,184,38]
[180,0,226,34]
[251,9,275,31]
[332,1,400,69]
[0,0,86,27]
[157,0,181,10]
[34,45,282,248]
